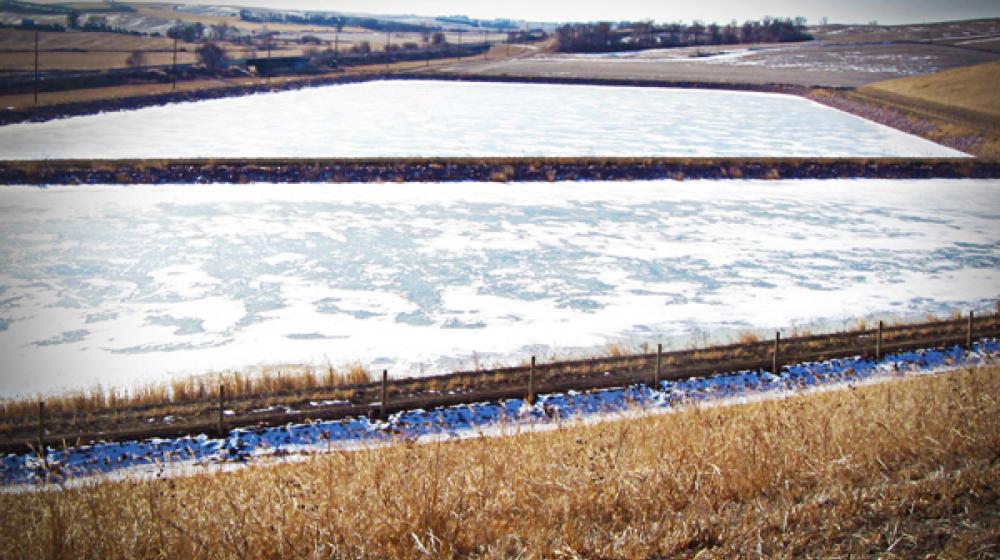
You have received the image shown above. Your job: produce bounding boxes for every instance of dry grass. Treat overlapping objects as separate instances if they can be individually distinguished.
[0,28,313,71]
[735,331,760,344]
[0,50,199,71]
[1,363,374,421]
[2,364,999,559]
[843,60,1000,158]
[0,28,184,52]
[862,60,1000,119]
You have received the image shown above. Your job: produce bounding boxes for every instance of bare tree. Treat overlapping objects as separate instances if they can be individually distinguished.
[125,50,147,70]
[196,42,228,73]
[210,22,231,42]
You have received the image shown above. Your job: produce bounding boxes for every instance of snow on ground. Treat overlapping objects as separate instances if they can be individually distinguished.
[0,80,966,159]
[0,179,998,397]
[3,340,997,489]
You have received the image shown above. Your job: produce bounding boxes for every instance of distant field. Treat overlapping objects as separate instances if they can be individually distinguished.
[0,2,509,73]
[438,18,1000,88]
[0,28,339,72]
[812,18,1000,45]
[438,41,999,88]
[0,28,180,51]
[0,49,199,71]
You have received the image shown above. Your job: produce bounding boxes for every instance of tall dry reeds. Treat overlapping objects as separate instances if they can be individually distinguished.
[2,365,998,559]
[0,364,375,423]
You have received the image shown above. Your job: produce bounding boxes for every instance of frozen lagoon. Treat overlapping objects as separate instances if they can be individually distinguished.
[0,80,967,159]
[0,179,998,397]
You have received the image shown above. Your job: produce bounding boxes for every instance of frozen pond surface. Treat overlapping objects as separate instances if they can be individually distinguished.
[0,80,967,159]
[0,179,998,396]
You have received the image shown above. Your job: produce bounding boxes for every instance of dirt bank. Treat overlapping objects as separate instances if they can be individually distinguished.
[1,157,997,185]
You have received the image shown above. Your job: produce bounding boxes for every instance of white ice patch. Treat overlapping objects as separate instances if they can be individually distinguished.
[0,178,998,397]
[0,80,966,159]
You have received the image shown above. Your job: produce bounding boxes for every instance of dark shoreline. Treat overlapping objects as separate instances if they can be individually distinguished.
[1,157,998,185]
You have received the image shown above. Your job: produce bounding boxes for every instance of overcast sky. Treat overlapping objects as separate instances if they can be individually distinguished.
[152,0,1000,25]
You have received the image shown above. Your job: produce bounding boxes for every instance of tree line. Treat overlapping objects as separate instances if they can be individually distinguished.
[556,17,812,53]
[238,10,432,33]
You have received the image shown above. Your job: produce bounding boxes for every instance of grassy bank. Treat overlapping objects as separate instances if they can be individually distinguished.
[862,60,1000,122]
[810,61,1000,158]
[2,364,999,558]
[1,157,998,186]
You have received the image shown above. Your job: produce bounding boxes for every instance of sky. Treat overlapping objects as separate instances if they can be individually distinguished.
[148,0,1000,25]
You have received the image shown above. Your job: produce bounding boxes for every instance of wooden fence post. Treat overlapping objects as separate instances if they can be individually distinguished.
[967,310,974,350]
[33,31,39,105]
[37,401,45,453]
[380,370,388,420]
[172,36,177,90]
[772,331,780,374]
[527,356,536,405]
[876,320,883,361]
[218,384,225,437]
[654,343,662,389]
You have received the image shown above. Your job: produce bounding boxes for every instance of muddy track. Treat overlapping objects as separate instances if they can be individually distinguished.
[2,313,996,454]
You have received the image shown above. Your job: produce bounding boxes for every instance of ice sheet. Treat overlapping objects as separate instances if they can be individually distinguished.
[0,179,998,397]
[0,80,967,159]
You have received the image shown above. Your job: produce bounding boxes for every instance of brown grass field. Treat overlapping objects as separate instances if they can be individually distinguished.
[0,6,513,72]
[0,28,318,72]
[0,43,525,110]
[861,60,1000,120]
[1,363,998,558]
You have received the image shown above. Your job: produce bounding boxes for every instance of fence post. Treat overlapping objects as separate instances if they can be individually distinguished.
[380,370,388,420]
[172,36,177,90]
[967,310,974,350]
[876,321,883,361]
[33,31,39,105]
[654,343,662,389]
[772,331,781,374]
[37,401,45,454]
[527,356,536,405]
[218,384,225,437]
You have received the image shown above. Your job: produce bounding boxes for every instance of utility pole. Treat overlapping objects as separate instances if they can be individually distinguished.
[266,35,272,83]
[483,29,489,60]
[386,30,391,71]
[171,36,177,90]
[334,31,339,63]
[33,31,39,104]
